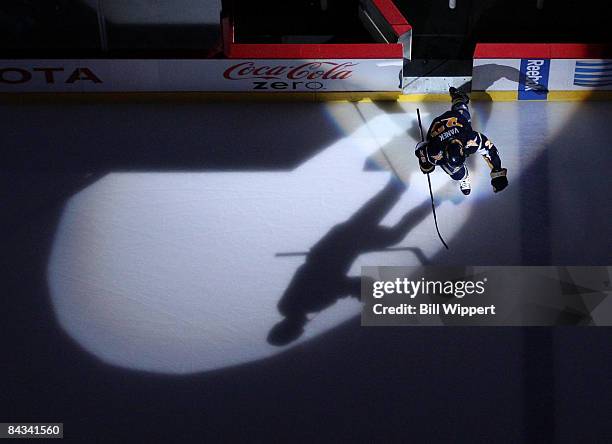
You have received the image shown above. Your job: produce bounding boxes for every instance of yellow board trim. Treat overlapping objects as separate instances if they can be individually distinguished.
[471,91,518,101]
[472,90,612,101]
[396,94,451,102]
[0,91,400,104]
[1,89,611,104]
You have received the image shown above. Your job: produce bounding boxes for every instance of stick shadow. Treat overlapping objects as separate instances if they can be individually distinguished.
[268,176,459,345]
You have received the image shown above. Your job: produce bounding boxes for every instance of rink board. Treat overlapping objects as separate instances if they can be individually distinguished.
[473,43,612,101]
[0,59,403,93]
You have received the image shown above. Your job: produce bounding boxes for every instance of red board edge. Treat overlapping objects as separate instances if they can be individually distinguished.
[474,43,612,59]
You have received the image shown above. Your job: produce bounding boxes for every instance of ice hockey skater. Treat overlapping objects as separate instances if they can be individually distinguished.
[415,87,508,195]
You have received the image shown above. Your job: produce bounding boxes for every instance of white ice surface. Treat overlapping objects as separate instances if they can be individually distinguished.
[43,99,611,374]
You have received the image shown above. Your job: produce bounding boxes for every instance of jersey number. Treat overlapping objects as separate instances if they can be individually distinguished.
[431,117,463,137]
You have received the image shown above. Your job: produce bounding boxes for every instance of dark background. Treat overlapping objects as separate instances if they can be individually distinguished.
[2,0,611,56]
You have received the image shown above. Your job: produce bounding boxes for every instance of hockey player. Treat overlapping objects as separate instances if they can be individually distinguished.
[415,87,508,195]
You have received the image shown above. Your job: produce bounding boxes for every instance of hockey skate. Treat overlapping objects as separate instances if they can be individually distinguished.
[449,86,470,106]
[459,169,471,195]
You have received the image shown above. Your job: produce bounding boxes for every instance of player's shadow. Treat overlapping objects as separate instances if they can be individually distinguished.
[471,63,522,92]
[268,177,457,346]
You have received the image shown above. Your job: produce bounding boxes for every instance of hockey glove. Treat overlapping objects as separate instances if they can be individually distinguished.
[490,168,508,193]
[415,141,434,174]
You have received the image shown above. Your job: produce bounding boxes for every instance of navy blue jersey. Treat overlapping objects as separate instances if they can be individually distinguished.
[415,110,502,173]
[427,110,474,156]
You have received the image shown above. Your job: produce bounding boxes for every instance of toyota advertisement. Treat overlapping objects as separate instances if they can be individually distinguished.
[0,59,403,92]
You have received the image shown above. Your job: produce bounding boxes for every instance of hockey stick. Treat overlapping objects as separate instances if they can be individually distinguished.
[417,108,449,250]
